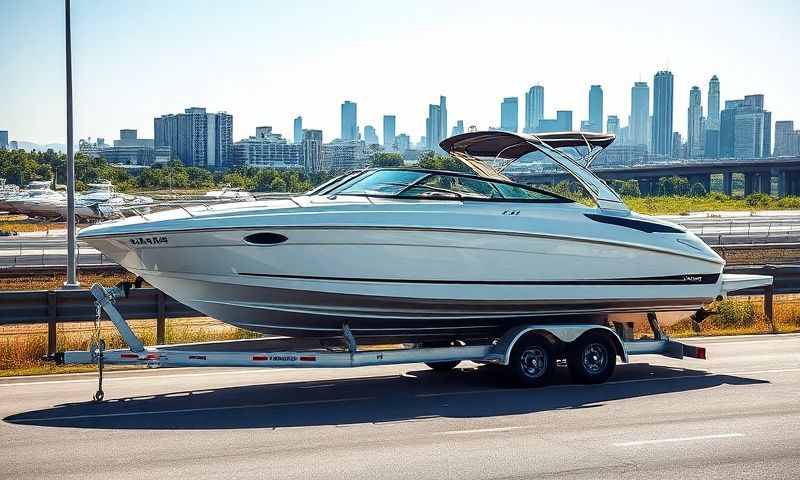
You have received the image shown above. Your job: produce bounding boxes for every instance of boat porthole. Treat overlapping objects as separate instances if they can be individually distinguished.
[243,232,288,245]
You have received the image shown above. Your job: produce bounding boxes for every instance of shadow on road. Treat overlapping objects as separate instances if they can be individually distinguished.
[4,363,767,430]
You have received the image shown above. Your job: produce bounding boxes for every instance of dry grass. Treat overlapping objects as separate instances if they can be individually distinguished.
[0,214,68,234]
[0,317,260,377]
[0,271,137,291]
[664,295,800,337]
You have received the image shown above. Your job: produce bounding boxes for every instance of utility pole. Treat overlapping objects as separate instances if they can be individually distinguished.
[64,0,79,288]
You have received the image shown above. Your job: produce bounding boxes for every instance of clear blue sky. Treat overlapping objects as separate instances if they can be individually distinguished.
[2,0,799,145]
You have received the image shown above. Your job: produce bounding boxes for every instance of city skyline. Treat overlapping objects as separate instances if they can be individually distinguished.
[2,0,800,145]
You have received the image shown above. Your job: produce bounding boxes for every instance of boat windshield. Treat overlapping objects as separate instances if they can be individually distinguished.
[328,169,571,202]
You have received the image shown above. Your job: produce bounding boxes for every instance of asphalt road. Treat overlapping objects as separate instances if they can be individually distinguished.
[2,334,800,479]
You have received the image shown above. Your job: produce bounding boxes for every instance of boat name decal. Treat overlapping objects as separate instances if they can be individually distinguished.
[683,275,703,283]
[129,236,169,246]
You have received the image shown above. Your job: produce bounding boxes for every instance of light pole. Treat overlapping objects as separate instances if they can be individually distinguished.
[64,0,79,288]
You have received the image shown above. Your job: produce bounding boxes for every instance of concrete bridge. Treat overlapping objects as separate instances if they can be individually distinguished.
[509,156,800,196]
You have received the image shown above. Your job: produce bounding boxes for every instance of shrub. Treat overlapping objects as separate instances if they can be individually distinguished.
[707,300,756,329]
[745,192,771,208]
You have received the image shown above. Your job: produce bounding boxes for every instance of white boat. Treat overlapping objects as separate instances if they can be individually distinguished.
[203,186,256,202]
[78,132,758,342]
[2,181,63,215]
[18,181,154,220]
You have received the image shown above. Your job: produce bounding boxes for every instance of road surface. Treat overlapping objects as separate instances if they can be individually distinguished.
[2,334,800,479]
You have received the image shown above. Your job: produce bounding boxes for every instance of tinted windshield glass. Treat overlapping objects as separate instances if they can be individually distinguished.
[334,170,428,195]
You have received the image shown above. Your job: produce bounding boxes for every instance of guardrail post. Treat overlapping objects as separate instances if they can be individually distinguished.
[47,291,57,356]
[157,290,166,344]
[764,284,776,334]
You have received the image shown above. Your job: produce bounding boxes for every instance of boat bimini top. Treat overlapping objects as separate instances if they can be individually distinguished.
[440,131,628,213]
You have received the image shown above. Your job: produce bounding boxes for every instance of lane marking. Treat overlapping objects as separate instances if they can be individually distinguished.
[0,368,289,387]
[613,433,744,447]
[434,426,532,436]
[11,396,375,423]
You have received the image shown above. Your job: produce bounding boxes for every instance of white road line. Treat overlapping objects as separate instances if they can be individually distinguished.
[434,426,532,436]
[0,368,288,387]
[613,433,744,447]
[11,396,375,423]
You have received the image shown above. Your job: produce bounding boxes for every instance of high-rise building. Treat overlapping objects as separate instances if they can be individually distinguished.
[425,102,443,150]
[323,140,370,171]
[537,111,572,133]
[363,125,379,145]
[588,85,603,133]
[154,107,233,168]
[719,99,742,158]
[293,116,303,144]
[382,115,396,150]
[707,75,720,130]
[500,97,519,132]
[438,96,447,143]
[301,129,323,172]
[0,130,8,150]
[720,95,772,158]
[651,71,674,156]
[630,82,650,149]
[687,86,704,158]
[233,128,302,169]
[451,120,465,136]
[606,115,620,136]
[341,101,357,141]
[524,85,544,133]
[394,133,411,153]
[775,121,800,156]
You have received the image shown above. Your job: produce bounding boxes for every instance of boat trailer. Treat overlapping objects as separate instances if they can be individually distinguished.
[55,283,708,401]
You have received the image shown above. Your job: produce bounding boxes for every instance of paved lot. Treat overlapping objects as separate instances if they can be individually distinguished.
[2,334,800,479]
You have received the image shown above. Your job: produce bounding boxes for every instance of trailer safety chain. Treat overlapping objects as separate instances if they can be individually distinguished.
[92,297,106,402]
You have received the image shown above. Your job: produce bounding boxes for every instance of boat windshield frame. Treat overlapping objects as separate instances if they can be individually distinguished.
[320,168,574,204]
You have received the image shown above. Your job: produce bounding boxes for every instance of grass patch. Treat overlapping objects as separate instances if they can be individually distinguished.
[0,214,67,234]
[0,271,138,291]
[665,296,800,337]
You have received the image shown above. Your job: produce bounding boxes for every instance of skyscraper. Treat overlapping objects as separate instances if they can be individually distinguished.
[363,125,379,145]
[500,97,519,132]
[293,116,303,144]
[154,107,232,168]
[524,85,544,133]
[734,95,771,158]
[0,131,7,150]
[630,82,650,148]
[341,101,358,141]
[439,96,448,143]
[588,85,603,133]
[719,99,743,158]
[687,86,704,158]
[382,115,396,150]
[775,121,800,156]
[302,129,323,172]
[707,75,720,129]
[452,120,465,136]
[651,71,674,156]
[606,115,620,136]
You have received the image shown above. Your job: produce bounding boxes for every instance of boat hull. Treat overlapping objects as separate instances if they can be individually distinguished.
[82,224,724,339]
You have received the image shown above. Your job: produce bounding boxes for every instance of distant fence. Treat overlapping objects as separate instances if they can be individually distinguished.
[0,265,794,357]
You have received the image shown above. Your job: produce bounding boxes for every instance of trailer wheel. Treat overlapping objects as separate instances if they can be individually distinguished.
[508,335,555,387]
[567,332,616,384]
[425,360,461,372]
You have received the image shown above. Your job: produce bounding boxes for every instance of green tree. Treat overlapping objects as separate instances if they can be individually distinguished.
[269,176,287,192]
[415,151,472,173]
[370,152,404,168]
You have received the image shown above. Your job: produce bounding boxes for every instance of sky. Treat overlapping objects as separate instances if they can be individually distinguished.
[2,0,799,146]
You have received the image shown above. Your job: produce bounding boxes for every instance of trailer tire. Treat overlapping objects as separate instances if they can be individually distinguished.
[425,361,461,371]
[567,331,616,384]
[508,335,555,387]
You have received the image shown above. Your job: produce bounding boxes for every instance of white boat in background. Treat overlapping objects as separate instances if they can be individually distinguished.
[204,186,256,202]
[2,181,63,215]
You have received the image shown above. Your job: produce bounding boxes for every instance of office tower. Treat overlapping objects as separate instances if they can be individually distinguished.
[524,85,544,133]
[154,107,232,168]
[302,129,323,172]
[0,130,8,150]
[439,96,447,143]
[500,97,519,132]
[719,99,743,157]
[606,115,620,136]
[734,95,771,158]
[394,133,410,153]
[687,86,704,158]
[364,125,379,145]
[775,121,800,156]
[425,102,442,149]
[451,120,465,136]
[672,132,684,158]
[630,82,650,148]
[707,75,720,129]
[341,101,357,141]
[382,115,396,150]
[293,116,303,144]
[233,128,301,169]
[651,71,674,156]
[588,85,603,133]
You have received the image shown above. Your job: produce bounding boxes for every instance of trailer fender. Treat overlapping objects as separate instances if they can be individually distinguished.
[490,324,627,365]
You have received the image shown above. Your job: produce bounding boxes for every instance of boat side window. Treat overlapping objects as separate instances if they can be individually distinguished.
[491,182,565,201]
[333,170,429,196]
[401,174,499,199]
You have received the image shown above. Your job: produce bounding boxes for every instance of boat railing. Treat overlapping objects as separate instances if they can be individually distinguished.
[112,192,295,221]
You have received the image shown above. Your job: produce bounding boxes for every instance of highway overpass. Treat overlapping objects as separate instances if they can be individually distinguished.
[510,156,800,196]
